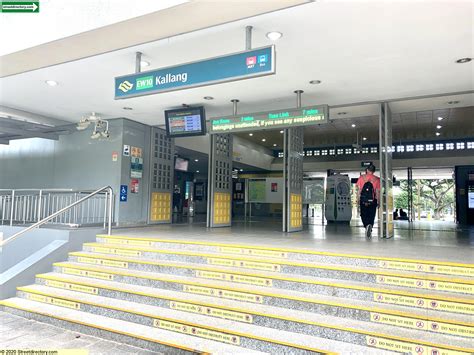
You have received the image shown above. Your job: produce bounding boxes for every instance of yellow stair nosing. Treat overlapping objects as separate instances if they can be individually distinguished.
[10,289,336,355]
[34,273,474,327]
[83,242,474,284]
[0,299,208,354]
[96,234,474,269]
[18,285,474,354]
[52,261,474,305]
[69,250,474,294]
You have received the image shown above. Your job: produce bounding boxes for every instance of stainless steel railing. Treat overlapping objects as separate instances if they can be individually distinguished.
[0,188,112,227]
[0,186,114,247]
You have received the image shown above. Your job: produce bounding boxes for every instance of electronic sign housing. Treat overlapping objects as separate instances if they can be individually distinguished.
[165,106,206,138]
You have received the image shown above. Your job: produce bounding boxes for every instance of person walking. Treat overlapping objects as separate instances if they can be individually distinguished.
[356,164,381,238]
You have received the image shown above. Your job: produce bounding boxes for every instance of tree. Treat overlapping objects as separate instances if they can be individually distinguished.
[417,179,454,219]
[395,179,454,220]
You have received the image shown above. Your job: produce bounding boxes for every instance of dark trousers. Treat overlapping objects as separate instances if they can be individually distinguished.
[360,202,377,228]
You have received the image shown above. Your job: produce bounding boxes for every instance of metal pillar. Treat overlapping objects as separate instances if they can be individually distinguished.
[245,26,253,50]
[135,52,142,73]
[148,128,174,224]
[283,90,304,232]
[379,102,394,238]
[407,167,414,223]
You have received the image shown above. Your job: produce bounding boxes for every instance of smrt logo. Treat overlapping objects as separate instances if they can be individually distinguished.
[246,56,257,68]
[118,80,133,93]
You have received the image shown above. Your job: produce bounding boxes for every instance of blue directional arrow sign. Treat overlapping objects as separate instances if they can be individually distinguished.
[120,185,128,202]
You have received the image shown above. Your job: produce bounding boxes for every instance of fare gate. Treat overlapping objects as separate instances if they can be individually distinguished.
[148,128,174,224]
[207,133,233,228]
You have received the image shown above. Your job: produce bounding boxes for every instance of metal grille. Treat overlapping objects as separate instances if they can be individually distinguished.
[208,134,233,227]
[284,127,304,232]
[149,128,174,223]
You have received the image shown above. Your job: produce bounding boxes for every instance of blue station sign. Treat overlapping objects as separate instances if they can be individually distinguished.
[114,46,275,99]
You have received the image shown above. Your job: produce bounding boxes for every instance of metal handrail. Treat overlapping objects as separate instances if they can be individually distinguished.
[0,185,113,247]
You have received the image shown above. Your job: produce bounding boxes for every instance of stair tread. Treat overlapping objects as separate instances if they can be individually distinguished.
[20,283,474,349]
[3,296,394,355]
[38,272,473,324]
[1,297,266,355]
[65,254,474,301]
[85,242,474,282]
[97,235,474,267]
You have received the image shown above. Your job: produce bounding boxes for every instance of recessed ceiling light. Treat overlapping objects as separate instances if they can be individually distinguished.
[436,125,442,129]
[194,159,199,162]
[240,169,243,172]
[261,138,266,142]
[140,60,150,67]
[437,116,444,121]
[45,80,58,86]
[338,112,347,115]
[455,57,472,64]
[273,143,277,147]
[203,96,214,100]
[363,137,367,141]
[309,80,322,85]
[249,133,253,136]
[436,132,441,136]
[280,130,284,134]
[351,124,356,128]
[266,31,283,41]
[196,170,200,173]
[447,101,459,105]
[123,107,133,110]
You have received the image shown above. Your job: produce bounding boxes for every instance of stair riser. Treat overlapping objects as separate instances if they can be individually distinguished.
[15,291,324,355]
[71,253,473,296]
[0,305,197,355]
[95,237,474,278]
[35,277,474,339]
[53,265,474,317]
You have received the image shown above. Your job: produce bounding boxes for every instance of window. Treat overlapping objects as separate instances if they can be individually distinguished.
[397,145,405,153]
[321,149,328,156]
[345,148,352,155]
[467,142,474,149]
[314,150,320,156]
[362,147,369,154]
[416,144,424,152]
[370,147,378,153]
[436,143,444,151]
[406,145,414,152]
[329,149,335,155]
[426,144,434,151]
[337,148,344,155]
[446,143,454,150]
[306,150,313,156]
[456,142,465,150]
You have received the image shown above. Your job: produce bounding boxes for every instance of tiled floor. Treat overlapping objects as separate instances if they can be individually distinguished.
[0,312,158,354]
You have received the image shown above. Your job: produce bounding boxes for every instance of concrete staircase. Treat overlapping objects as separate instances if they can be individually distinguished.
[1,234,473,354]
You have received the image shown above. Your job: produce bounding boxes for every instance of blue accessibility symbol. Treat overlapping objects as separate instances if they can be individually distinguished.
[120,185,128,202]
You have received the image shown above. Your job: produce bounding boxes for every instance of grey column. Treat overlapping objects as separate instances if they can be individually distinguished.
[378,102,394,238]
[283,90,304,232]
[207,134,233,228]
[148,128,174,224]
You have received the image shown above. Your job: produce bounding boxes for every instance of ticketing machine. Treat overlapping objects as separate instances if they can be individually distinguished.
[325,174,352,222]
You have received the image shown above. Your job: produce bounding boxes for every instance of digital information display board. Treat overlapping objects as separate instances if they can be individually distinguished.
[209,104,329,134]
[165,107,206,138]
[468,184,474,209]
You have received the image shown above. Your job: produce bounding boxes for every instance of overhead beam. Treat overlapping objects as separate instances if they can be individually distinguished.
[0,138,9,145]
[0,106,70,126]
[0,0,310,77]
[0,126,59,140]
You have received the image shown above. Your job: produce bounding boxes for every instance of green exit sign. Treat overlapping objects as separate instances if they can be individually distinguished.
[1,1,39,12]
